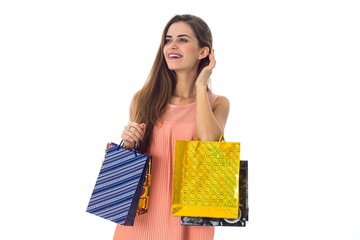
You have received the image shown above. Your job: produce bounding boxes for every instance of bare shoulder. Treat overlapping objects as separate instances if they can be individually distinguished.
[212,95,230,130]
[213,95,230,112]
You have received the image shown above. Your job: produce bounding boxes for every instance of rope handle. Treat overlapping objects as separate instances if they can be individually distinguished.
[196,134,225,142]
[117,140,141,157]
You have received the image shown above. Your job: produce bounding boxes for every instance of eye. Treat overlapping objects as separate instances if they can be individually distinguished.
[165,39,171,44]
[179,38,188,43]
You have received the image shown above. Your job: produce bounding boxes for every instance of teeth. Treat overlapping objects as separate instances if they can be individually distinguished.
[169,54,181,58]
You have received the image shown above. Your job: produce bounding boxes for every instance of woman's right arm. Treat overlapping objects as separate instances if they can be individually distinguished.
[120,92,146,149]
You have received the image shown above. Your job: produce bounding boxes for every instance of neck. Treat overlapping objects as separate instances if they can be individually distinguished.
[173,69,198,98]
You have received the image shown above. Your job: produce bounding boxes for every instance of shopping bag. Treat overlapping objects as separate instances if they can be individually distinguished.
[172,135,240,219]
[136,156,151,216]
[86,141,151,226]
[181,160,248,227]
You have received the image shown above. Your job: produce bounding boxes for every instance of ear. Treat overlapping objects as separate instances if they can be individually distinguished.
[198,47,210,60]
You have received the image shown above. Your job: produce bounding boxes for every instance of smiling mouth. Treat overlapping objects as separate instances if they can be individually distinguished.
[168,53,183,59]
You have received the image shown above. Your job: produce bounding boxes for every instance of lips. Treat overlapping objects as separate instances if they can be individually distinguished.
[168,52,183,59]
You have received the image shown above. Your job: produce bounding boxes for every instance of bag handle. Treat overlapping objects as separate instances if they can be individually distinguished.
[117,140,141,157]
[196,134,225,142]
[219,134,225,142]
[117,140,124,151]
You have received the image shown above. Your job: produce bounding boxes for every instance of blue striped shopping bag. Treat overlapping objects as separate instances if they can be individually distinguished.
[86,141,151,226]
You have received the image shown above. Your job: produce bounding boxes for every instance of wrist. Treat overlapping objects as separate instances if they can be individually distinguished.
[196,84,208,97]
[195,80,207,90]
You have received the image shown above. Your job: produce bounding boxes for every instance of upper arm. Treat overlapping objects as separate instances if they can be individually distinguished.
[212,96,230,133]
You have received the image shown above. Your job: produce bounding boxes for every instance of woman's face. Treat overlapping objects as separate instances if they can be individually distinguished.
[163,21,206,72]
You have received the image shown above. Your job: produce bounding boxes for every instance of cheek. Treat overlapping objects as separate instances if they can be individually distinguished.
[163,46,167,57]
[183,45,201,60]
[184,44,198,52]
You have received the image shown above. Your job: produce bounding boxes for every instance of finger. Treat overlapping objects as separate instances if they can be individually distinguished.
[127,122,145,136]
[211,50,216,68]
[128,122,146,140]
[126,127,143,141]
[136,123,146,136]
[208,50,214,63]
[208,59,215,69]
[121,133,136,147]
[122,139,134,147]
[124,125,143,139]
[122,130,141,143]
[211,49,215,61]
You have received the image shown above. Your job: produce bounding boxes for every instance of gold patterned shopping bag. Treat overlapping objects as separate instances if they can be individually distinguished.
[172,135,240,219]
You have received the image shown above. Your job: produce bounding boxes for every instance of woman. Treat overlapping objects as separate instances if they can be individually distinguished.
[114,14,230,240]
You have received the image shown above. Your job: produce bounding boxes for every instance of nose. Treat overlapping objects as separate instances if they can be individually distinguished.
[168,40,178,49]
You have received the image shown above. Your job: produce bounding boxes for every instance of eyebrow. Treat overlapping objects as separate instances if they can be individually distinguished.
[165,34,191,39]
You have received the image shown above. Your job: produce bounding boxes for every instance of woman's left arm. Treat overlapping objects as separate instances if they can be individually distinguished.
[196,49,230,141]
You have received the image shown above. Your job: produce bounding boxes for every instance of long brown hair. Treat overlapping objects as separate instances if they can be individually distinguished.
[134,14,213,152]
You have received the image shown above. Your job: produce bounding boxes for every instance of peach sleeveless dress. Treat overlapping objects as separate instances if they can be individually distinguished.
[113,93,219,240]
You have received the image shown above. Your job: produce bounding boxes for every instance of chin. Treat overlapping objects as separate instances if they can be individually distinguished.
[166,63,181,71]
[166,63,194,72]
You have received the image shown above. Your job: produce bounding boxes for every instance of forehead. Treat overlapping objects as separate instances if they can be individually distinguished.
[166,22,195,37]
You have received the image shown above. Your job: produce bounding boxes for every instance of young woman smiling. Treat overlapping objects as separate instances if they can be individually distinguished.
[114,14,230,240]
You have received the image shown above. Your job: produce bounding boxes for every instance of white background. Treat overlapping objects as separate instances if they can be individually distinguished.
[1,0,360,239]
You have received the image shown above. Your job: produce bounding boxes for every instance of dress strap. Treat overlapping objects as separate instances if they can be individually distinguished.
[209,94,220,109]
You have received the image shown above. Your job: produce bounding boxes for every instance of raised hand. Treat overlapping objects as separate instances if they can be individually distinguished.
[195,49,216,89]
